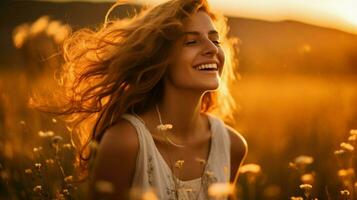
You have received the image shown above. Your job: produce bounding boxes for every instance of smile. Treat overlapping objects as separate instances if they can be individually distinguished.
[193,63,218,71]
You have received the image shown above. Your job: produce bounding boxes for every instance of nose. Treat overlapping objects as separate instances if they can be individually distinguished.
[202,38,219,56]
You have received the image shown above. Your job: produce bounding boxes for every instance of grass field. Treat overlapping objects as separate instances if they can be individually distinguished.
[1,69,356,199]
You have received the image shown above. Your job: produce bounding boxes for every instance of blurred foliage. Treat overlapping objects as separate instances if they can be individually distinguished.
[1,2,357,199]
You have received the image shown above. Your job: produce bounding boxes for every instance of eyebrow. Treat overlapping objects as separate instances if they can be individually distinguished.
[183,30,219,36]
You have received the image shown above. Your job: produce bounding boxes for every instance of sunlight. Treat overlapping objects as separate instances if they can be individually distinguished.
[335,0,357,26]
[35,0,357,34]
[132,0,357,34]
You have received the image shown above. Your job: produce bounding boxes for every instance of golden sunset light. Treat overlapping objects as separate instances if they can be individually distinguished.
[2,0,357,199]
[177,0,357,34]
[39,0,357,34]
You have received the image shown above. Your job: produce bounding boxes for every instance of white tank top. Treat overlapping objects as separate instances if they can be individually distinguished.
[121,113,231,200]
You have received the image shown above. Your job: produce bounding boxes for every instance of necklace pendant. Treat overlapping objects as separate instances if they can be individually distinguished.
[156,123,173,131]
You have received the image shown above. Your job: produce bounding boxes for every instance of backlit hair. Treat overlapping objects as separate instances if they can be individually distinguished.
[30,0,239,175]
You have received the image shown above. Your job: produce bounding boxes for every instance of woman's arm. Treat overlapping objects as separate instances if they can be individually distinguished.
[226,125,248,183]
[89,120,139,200]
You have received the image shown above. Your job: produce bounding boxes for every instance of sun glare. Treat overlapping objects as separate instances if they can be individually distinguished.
[336,1,357,27]
[41,0,357,34]
[212,0,357,34]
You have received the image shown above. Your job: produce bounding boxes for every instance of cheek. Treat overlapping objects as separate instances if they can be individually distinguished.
[218,48,225,74]
[219,48,225,65]
[170,49,196,73]
[165,50,197,86]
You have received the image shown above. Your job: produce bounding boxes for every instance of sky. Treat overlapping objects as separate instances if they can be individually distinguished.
[35,0,357,34]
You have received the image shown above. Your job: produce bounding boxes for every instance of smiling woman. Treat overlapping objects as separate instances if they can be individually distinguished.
[29,0,246,199]
[167,11,225,92]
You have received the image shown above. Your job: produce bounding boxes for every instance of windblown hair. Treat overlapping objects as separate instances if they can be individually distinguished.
[30,0,239,176]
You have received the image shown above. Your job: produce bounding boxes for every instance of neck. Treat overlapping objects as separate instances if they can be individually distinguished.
[156,86,208,138]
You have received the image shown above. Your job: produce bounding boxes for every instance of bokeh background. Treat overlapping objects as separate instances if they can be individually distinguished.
[1,0,357,199]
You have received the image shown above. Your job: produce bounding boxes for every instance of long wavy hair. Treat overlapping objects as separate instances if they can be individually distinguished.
[30,0,239,175]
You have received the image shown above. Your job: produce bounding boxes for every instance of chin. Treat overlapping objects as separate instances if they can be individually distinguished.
[206,85,219,91]
[200,83,220,91]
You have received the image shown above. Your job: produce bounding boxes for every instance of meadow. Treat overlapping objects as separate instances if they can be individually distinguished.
[1,1,357,199]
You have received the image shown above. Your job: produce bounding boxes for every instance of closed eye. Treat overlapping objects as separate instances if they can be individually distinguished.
[212,40,221,45]
[185,40,198,45]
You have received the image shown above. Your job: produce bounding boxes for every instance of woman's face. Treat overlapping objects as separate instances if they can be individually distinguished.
[165,11,225,92]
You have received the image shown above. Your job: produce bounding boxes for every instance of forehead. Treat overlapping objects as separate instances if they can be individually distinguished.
[183,11,217,32]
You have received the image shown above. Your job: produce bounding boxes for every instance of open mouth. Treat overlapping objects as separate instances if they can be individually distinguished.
[193,63,218,71]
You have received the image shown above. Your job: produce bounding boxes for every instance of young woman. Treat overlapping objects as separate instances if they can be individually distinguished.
[32,0,247,199]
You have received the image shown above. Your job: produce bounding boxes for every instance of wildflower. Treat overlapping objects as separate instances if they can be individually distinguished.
[341,190,350,200]
[46,20,61,36]
[29,16,49,36]
[348,135,357,142]
[350,129,357,136]
[338,168,355,182]
[95,180,114,193]
[24,169,32,174]
[299,184,312,190]
[51,135,63,148]
[19,120,26,125]
[195,157,206,165]
[156,124,173,131]
[62,143,72,149]
[240,163,261,174]
[38,130,54,137]
[33,185,42,193]
[52,135,63,143]
[142,190,159,200]
[33,146,43,153]
[334,149,345,156]
[334,149,351,168]
[290,197,303,200]
[130,187,158,200]
[301,173,314,185]
[62,189,69,195]
[53,24,70,44]
[299,184,312,198]
[294,155,314,166]
[289,162,298,170]
[64,175,73,183]
[34,163,42,170]
[45,159,55,165]
[340,189,350,196]
[175,160,185,169]
[208,183,235,198]
[52,118,57,123]
[340,143,354,152]
[12,24,29,48]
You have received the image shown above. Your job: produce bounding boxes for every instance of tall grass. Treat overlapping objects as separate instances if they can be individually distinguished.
[1,14,357,199]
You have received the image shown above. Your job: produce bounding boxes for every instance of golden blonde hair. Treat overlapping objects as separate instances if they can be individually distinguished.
[30,0,239,173]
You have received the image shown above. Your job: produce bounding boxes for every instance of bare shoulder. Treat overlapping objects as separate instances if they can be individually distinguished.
[225,124,248,182]
[94,119,139,169]
[98,118,139,153]
[89,118,139,199]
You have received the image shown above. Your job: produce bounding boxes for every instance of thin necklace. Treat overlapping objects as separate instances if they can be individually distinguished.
[155,105,185,148]
[155,105,207,199]
[130,107,185,148]
[130,107,207,199]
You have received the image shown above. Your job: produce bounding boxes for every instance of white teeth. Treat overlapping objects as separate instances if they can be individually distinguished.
[195,63,218,70]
